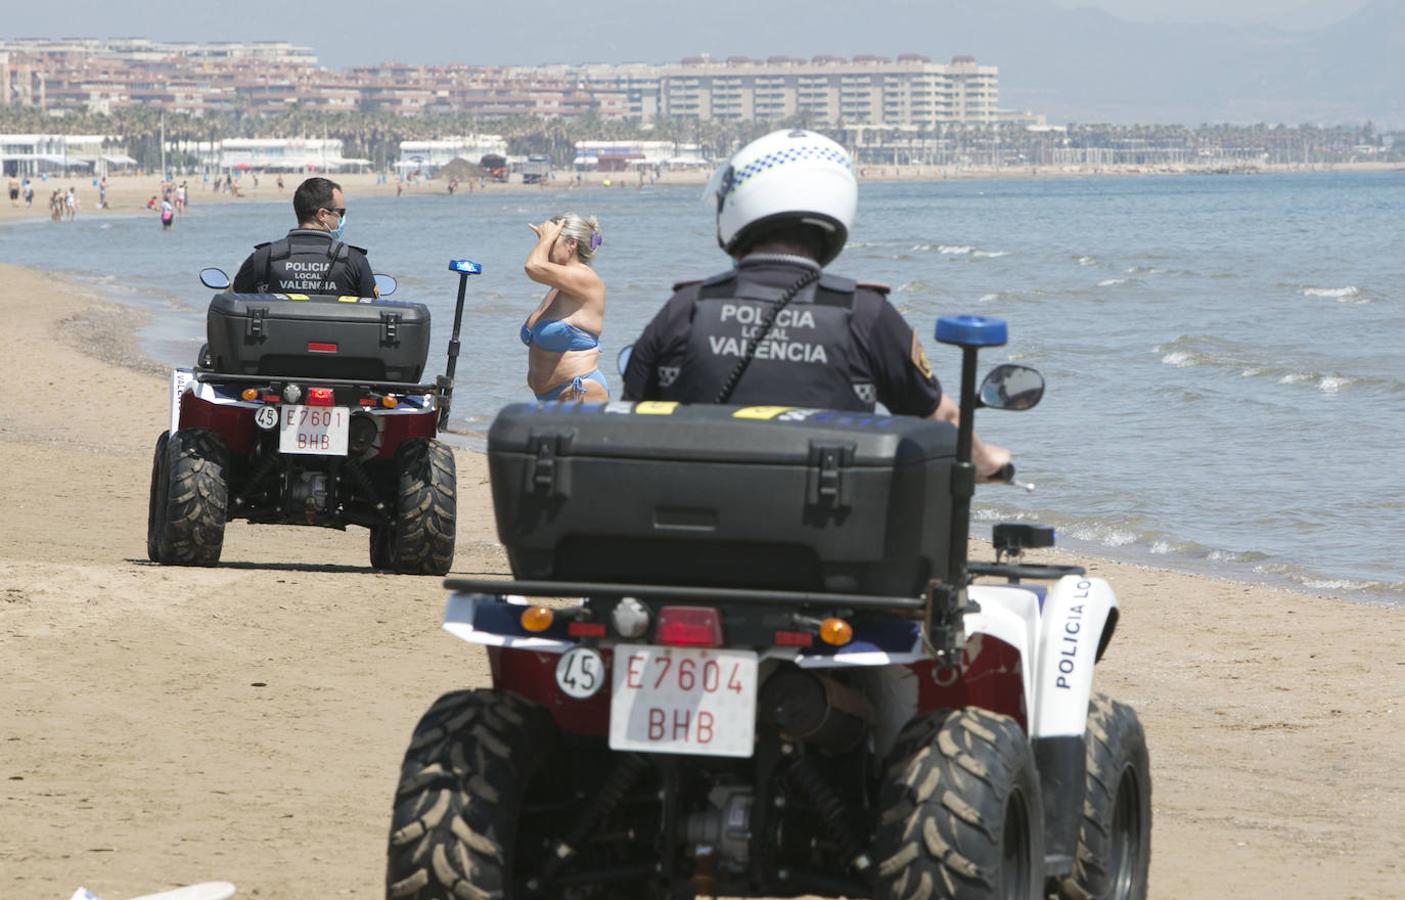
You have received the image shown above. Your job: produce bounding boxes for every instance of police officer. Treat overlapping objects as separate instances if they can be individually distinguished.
[622,128,1010,478]
[232,176,377,297]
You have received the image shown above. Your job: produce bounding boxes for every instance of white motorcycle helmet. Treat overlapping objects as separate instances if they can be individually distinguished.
[705,129,857,266]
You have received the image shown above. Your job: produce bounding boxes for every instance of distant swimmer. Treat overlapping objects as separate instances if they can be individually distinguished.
[231,177,377,297]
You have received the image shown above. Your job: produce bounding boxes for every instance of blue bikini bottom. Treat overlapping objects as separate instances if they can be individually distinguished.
[535,369,609,401]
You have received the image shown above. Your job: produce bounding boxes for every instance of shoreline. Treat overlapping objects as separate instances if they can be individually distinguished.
[4,160,1398,226]
[1,264,1402,897]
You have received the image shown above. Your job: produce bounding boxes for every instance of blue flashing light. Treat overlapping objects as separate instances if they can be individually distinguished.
[449,259,483,275]
[936,315,1008,348]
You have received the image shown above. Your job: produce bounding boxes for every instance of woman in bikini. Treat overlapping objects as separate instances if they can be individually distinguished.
[522,213,607,402]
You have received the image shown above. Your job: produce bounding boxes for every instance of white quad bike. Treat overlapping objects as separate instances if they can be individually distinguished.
[386,315,1151,899]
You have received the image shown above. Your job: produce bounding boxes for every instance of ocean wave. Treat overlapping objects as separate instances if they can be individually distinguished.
[938,244,973,255]
[1125,265,1167,275]
[895,280,932,294]
[1097,278,1128,287]
[1155,336,1385,394]
[1075,255,1099,267]
[1302,285,1359,299]
[978,292,1001,303]
[973,250,1010,259]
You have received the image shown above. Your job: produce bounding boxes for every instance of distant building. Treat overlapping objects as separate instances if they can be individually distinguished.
[0,133,134,176]
[396,136,509,174]
[572,140,707,171]
[174,138,369,172]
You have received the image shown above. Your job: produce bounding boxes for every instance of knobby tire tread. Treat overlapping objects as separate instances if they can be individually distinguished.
[388,438,456,575]
[146,430,170,562]
[1057,694,1151,900]
[155,428,227,566]
[386,690,554,900]
[875,707,1045,900]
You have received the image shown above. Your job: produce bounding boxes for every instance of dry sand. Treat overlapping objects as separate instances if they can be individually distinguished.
[0,262,1401,898]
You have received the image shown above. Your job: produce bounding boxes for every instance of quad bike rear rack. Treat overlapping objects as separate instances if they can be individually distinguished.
[443,577,927,612]
[192,370,445,395]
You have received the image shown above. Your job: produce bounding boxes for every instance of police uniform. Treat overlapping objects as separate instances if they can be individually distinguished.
[232,228,377,296]
[622,256,943,416]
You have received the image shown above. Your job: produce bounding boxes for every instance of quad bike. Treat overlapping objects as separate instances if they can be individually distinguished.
[147,260,483,574]
[386,315,1151,898]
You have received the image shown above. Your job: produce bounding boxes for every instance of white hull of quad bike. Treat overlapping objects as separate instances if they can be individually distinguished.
[441,574,1119,754]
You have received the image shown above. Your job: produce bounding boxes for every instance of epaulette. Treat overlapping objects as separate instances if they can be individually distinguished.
[671,278,704,292]
[819,273,857,293]
[350,244,370,256]
[252,240,271,250]
[857,281,891,295]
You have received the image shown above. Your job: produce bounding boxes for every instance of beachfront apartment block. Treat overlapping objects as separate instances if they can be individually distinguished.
[0,39,1020,128]
[170,138,371,173]
[0,133,136,176]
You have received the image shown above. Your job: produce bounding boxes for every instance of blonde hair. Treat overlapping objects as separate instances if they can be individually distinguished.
[554,213,602,262]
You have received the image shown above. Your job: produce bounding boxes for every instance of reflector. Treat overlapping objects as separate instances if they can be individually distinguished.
[818,618,853,647]
[520,606,555,633]
[655,606,723,648]
[306,387,335,407]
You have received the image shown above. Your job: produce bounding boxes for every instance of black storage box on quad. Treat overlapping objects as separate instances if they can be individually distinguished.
[206,292,432,382]
[488,403,958,596]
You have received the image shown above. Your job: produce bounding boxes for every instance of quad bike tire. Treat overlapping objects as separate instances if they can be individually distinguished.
[875,707,1046,900]
[369,524,394,570]
[146,431,171,562]
[379,438,456,575]
[1056,694,1152,900]
[151,428,228,566]
[386,689,558,899]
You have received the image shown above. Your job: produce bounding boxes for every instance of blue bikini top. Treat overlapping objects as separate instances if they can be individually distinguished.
[520,318,600,352]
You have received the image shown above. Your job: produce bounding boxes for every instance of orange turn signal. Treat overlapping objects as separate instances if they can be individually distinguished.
[241,388,259,401]
[519,606,555,633]
[381,394,398,409]
[818,618,853,647]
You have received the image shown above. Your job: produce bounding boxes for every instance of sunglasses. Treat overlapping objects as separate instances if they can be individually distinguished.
[322,207,346,218]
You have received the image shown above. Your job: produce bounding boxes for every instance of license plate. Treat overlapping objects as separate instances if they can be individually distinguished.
[279,405,349,455]
[609,646,757,758]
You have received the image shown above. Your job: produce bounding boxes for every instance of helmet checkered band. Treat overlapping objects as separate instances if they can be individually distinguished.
[728,144,853,195]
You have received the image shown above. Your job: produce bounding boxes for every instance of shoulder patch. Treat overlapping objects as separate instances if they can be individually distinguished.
[910,332,935,382]
[858,281,891,295]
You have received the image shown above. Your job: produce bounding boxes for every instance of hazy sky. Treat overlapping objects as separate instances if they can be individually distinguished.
[3,0,1379,68]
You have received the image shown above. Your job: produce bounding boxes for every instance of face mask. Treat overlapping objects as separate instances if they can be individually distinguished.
[329,213,347,242]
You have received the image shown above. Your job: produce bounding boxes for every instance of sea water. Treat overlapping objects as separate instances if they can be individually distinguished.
[3,171,1401,605]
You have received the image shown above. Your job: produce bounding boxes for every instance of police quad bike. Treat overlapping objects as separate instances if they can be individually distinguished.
[146,259,484,574]
[386,316,1151,899]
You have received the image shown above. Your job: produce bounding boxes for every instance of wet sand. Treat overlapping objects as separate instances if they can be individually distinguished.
[0,263,1401,898]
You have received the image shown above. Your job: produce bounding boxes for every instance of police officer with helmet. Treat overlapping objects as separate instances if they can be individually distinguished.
[232,176,378,297]
[622,128,1010,478]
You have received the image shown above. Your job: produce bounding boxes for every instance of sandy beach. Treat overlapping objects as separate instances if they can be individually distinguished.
[6,159,1399,227]
[0,262,1401,899]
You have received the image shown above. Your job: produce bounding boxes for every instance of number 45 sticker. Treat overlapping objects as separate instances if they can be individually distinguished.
[555,647,606,699]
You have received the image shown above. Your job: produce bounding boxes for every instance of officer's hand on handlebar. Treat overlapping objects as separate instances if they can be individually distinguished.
[975,441,1013,484]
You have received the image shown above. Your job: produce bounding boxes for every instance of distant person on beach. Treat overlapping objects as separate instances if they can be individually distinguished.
[8,177,18,206]
[521,213,607,402]
[232,176,377,297]
[159,197,175,231]
[23,179,33,207]
[65,188,77,220]
[276,175,284,191]
[98,177,108,210]
[622,128,1010,479]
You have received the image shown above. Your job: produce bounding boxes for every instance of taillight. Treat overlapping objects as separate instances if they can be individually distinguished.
[307,341,338,353]
[654,606,723,648]
[306,387,334,407]
[568,621,606,638]
[773,630,814,647]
